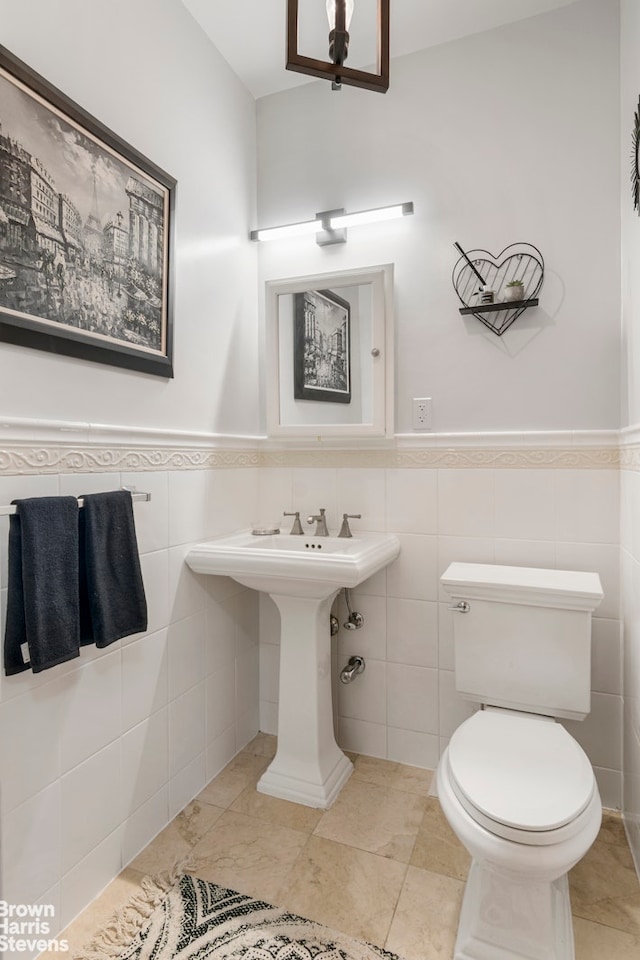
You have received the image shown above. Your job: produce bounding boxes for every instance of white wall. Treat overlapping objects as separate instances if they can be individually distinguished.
[0,0,261,436]
[620,0,640,874]
[256,0,620,434]
[621,0,640,430]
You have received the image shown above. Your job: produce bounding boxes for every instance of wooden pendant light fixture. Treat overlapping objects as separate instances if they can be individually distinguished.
[286,0,390,93]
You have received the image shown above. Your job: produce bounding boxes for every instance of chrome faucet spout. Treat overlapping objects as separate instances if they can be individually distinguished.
[306,508,329,536]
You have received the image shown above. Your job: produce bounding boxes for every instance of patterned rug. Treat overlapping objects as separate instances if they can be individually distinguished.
[78,874,404,960]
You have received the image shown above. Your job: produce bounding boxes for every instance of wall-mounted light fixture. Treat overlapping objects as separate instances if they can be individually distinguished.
[287,0,390,93]
[250,202,413,244]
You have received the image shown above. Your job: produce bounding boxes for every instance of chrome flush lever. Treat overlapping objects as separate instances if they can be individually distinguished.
[449,601,470,613]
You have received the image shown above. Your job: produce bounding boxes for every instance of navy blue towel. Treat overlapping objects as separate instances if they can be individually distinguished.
[4,496,81,675]
[79,490,147,647]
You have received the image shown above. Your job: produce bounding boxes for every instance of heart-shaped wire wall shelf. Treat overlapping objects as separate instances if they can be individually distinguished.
[452,242,544,336]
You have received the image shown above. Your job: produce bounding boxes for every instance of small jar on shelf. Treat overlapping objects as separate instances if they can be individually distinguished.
[503,280,525,302]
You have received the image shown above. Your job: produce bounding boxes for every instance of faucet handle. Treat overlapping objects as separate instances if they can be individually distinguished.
[338,513,361,538]
[283,511,304,535]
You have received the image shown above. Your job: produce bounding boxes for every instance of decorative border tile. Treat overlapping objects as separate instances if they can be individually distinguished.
[0,442,621,476]
[258,447,621,469]
[619,445,640,471]
[396,447,621,468]
[0,444,259,475]
[0,417,626,476]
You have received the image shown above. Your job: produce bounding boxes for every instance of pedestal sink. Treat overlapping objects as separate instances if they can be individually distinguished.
[186,529,400,808]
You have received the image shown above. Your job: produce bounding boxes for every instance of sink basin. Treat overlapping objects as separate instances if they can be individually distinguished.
[186,530,400,598]
[186,527,400,809]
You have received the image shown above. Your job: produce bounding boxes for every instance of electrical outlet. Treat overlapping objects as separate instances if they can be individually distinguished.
[412,397,432,430]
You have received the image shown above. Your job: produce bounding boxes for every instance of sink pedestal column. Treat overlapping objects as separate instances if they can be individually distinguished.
[257,591,353,808]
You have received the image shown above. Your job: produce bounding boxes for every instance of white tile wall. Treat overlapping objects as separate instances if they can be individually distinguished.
[121,786,169,867]
[336,468,386,532]
[61,741,122,874]
[386,598,438,668]
[0,465,260,932]
[206,658,236,741]
[121,707,169,812]
[494,470,557,541]
[387,727,439,769]
[257,467,294,525]
[338,656,387,726]
[555,469,619,544]
[168,613,205,701]
[339,593,387,661]
[2,781,61,904]
[122,629,169,730]
[292,468,339,535]
[438,469,495,538]
[205,723,236,782]
[385,469,438,534]
[258,465,624,811]
[388,662,439,734]
[621,468,640,871]
[169,683,205,779]
[0,456,628,931]
[386,533,438,601]
[0,678,63,812]
[338,715,386,758]
[169,753,207,819]
[591,618,622,695]
[59,827,123,929]
[138,550,170,637]
[57,652,123,773]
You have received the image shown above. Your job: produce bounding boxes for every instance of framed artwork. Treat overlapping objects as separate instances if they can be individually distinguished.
[632,94,640,215]
[0,44,175,377]
[293,288,351,403]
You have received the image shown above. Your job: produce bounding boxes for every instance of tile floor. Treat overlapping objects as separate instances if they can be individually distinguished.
[49,734,640,960]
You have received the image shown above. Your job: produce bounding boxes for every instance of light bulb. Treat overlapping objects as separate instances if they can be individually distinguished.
[326,0,354,30]
[251,219,322,242]
[329,203,414,230]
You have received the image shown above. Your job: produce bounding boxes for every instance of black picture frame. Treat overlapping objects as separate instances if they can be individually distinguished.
[0,44,175,378]
[632,94,640,215]
[293,288,351,404]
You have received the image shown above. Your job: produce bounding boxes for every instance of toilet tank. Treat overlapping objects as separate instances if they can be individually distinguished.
[441,563,603,721]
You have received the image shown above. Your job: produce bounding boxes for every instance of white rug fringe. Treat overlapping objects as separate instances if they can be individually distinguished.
[73,857,198,960]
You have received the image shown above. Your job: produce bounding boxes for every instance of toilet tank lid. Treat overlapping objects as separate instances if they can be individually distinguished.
[441,562,603,611]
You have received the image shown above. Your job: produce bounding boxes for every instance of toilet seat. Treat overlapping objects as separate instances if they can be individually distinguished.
[447,710,596,846]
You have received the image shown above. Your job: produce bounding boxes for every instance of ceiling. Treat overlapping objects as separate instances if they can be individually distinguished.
[181,0,578,100]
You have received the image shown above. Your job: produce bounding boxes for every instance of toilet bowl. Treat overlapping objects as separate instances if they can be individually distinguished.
[437,562,603,960]
[437,736,601,960]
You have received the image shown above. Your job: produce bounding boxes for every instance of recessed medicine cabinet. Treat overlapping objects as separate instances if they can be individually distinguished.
[265,263,394,439]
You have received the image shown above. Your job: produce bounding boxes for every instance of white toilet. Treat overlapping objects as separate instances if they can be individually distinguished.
[436,562,603,960]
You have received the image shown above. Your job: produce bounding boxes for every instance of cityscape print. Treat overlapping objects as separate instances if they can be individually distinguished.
[294,289,351,404]
[0,61,170,360]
